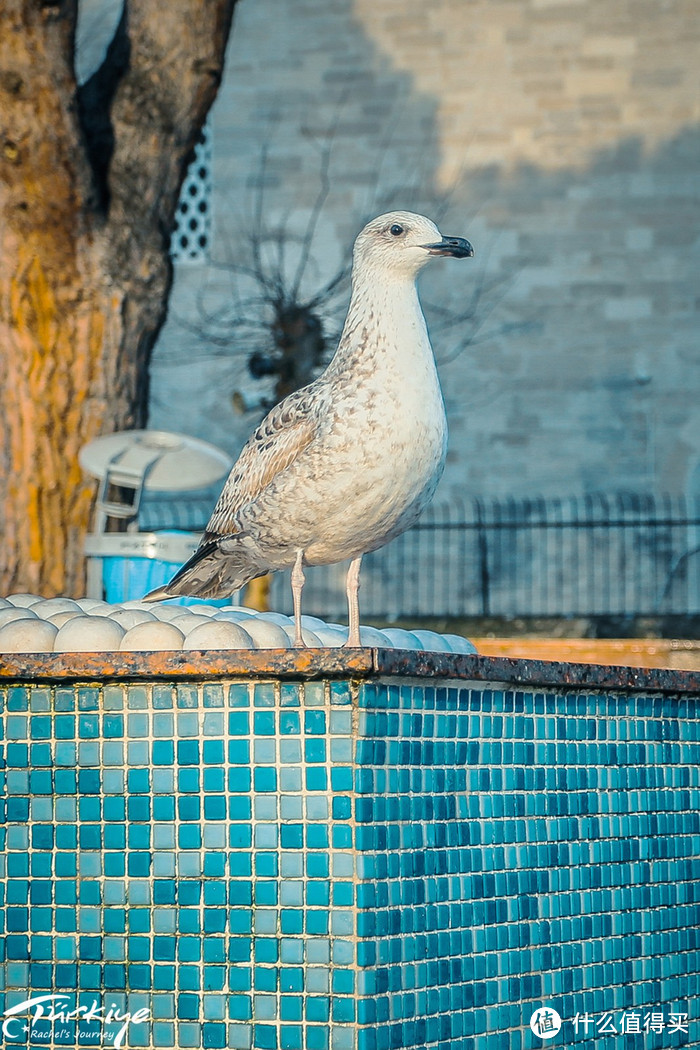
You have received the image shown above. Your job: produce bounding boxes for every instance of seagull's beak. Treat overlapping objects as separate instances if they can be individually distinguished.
[422,236,474,259]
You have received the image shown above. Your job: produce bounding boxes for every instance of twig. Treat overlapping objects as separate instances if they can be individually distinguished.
[290,135,334,301]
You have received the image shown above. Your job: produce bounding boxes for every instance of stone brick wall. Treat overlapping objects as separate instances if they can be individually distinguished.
[146,0,700,501]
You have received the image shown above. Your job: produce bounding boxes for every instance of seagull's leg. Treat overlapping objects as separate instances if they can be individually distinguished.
[344,555,363,647]
[291,548,306,647]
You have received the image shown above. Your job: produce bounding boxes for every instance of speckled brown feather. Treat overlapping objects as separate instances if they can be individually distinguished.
[203,387,319,542]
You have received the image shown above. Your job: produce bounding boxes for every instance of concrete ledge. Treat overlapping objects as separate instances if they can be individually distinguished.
[1,648,699,693]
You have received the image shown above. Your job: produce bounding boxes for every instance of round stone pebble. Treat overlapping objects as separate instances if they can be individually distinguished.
[412,629,452,652]
[238,617,291,649]
[182,603,219,616]
[170,614,212,635]
[215,609,256,623]
[182,620,253,650]
[0,618,59,653]
[256,612,294,627]
[54,616,126,653]
[109,608,158,630]
[6,593,42,607]
[278,624,324,648]
[121,621,185,651]
[74,598,113,613]
[300,614,330,630]
[34,598,81,617]
[380,627,425,650]
[47,611,84,628]
[442,633,477,654]
[310,626,347,647]
[356,625,391,646]
[0,607,39,629]
[152,605,194,622]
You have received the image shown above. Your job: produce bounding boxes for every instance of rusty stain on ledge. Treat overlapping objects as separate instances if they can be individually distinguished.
[0,649,698,694]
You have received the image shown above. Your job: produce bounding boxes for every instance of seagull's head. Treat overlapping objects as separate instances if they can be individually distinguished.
[353,211,474,280]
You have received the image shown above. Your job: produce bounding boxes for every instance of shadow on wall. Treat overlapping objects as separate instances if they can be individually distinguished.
[148,0,700,499]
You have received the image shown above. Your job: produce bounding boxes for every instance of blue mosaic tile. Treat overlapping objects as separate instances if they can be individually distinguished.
[1,676,699,1049]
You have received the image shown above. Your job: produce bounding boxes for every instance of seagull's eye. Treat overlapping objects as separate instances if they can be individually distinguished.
[389,223,404,236]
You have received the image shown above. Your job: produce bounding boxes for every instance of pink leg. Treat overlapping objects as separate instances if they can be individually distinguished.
[291,549,306,647]
[344,555,363,647]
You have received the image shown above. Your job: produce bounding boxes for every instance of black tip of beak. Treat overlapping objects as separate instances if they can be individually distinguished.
[424,236,474,259]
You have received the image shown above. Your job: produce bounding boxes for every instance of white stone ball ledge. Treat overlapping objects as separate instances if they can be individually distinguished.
[0,594,477,655]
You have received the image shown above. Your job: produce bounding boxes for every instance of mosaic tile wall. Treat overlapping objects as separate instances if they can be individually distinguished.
[0,674,699,1049]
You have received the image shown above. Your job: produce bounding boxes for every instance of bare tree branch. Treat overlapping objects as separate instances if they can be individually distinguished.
[290,135,334,300]
[183,107,522,420]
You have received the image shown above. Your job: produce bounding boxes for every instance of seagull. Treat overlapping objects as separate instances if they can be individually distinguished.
[144,211,473,645]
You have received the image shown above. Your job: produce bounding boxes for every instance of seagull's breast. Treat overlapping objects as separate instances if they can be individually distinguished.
[304,321,447,561]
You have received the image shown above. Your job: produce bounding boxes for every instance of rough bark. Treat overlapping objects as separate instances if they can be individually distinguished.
[0,0,236,595]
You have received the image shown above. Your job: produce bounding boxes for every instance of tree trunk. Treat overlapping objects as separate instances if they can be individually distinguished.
[0,0,237,596]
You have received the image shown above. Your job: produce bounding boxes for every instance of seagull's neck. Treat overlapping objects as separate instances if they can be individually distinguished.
[330,268,433,376]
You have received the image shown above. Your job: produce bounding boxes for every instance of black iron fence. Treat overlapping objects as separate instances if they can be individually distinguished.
[140,492,700,620]
[270,493,700,620]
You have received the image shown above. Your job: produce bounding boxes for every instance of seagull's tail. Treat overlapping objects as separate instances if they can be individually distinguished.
[142,535,267,602]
